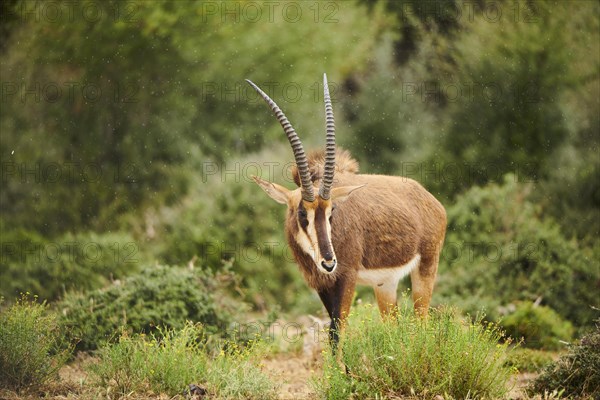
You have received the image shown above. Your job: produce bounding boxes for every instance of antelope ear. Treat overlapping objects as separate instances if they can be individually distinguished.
[252,176,290,205]
[331,184,366,203]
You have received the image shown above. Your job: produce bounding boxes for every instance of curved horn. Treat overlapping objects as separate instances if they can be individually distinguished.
[319,73,336,200]
[246,79,315,202]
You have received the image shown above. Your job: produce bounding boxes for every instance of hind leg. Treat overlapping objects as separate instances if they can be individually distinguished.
[410,251,440,317]
[374,281,399,318]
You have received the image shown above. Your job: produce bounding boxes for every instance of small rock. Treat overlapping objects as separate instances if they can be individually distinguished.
[187,383,207,398]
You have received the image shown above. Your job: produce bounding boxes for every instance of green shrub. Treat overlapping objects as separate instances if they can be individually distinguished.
[1,0,388,238]
[0,230,141,302]
[533,148,600,242]
[0,295,71,392]
[88,322,278,399]
[530,321,600,398]
[436,176,600,329]
[314,304,515,400]
[151,148,319,313]
[437,2,579,195]
[340,34,439,175]
[504,348,555,373]
[58,264,246,351]
[501,302,574,350]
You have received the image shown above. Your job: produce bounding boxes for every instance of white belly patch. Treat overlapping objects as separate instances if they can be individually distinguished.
[357,254,421,288]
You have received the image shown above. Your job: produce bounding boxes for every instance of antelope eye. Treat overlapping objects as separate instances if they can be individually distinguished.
[298,209,309,229]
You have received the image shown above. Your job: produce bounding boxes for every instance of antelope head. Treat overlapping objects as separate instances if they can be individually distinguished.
[247,74,363,274]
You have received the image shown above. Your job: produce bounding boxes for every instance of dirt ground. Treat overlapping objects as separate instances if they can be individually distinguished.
[261,315,326,399]
[263,353,320,399]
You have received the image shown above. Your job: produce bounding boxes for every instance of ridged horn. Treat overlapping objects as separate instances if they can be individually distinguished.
[246,79,315,202]
[319,73,336,200]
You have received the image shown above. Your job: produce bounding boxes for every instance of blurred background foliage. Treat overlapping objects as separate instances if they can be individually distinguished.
[1,0,598,339]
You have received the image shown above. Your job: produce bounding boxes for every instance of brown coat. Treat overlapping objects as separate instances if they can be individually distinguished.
[289,149,446,302]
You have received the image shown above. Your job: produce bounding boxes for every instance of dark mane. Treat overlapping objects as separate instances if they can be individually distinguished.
[291,148,359,187]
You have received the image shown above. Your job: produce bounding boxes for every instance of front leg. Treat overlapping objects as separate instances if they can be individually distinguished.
[317,274,356,351]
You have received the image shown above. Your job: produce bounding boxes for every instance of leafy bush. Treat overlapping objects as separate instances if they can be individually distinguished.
[340,34,439,175]
[533,147,600,242]
[436,175,600,329]
[1,0,389,237]
[58,264,246,351]
[504,348,555,373]
[501,302,574,350]
[436,2,585,195]
[151,148,320,313]
[339,22,456,186]
[530,321,600,398]
[0,230,141,302]
[315,304,515,400]
[88,322,278,399]
[0,295,71,392]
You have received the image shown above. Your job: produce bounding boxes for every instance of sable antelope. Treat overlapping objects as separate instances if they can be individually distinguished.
[246,74,446,347]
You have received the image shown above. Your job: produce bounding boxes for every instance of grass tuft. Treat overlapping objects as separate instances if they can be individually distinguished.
[87,322,278,399]
[315,303,516,400]
[0,294,71,392]
[529,320,600,399]
[504,348,555,373]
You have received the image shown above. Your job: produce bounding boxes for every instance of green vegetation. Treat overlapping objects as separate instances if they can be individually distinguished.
[59,264,247,351]
[315,304,515,400]
[441,1,573,189]
[530,321,600,399]
[0,295,71,392]
[152,149,317,311]
[504,348,555,373]
[0,230,141,301]
[88,323,277,400]
[1,0,597,328]
[500,302,574,350]
[435,176,599,329]
[0,0,390,238]
[0,0,598,396]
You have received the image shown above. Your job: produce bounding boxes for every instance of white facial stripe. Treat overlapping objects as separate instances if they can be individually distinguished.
[325,209,333,256]
[297,226,317,261]
[297,209,318,262]
[295,207,338,273]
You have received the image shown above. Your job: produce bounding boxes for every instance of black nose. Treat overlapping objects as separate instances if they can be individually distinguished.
[321,259,336,272]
